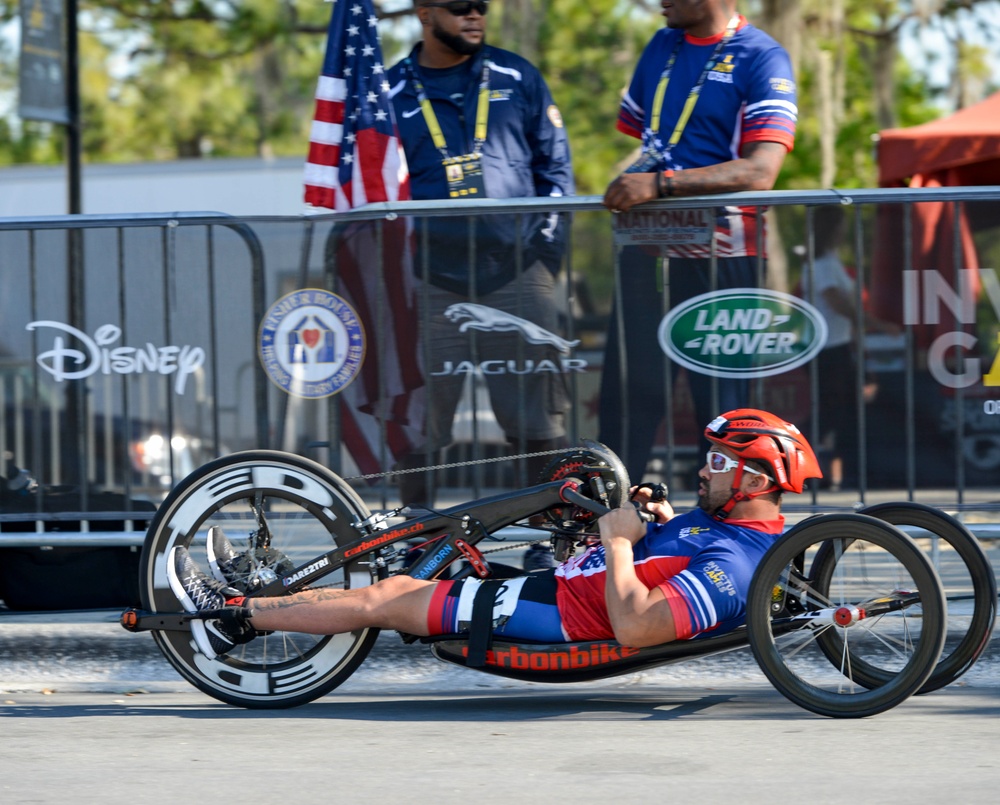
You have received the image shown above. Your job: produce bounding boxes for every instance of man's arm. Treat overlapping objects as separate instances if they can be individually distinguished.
[599,507,677,647]
[524,68,574,270]
[602,141,788,212]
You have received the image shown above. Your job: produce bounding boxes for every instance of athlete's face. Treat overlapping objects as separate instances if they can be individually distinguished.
[425,2,487,57]
[696,446,747,514]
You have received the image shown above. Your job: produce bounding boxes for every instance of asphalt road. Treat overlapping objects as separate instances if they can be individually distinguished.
[2,617,1000,804]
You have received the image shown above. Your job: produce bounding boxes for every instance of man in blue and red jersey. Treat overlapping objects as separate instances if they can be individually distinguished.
[167,410,821,658]
[598,0,798,484]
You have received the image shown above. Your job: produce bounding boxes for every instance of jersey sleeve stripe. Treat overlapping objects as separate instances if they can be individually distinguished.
[661,570,720,639]
[659,581,696,640]
[617,91,644,139]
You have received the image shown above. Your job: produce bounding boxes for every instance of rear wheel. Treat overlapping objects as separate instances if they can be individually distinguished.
[139,450,379,708]
[747,514,946,718]
[843,503,995,692]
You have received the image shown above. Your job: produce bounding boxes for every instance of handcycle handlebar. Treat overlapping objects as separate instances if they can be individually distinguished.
[559,483,655,523]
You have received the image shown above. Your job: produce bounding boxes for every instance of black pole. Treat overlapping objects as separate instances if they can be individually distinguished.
[65,0,81,213]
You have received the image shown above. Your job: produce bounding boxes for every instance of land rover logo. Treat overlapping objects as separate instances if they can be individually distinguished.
[658,289,828,379]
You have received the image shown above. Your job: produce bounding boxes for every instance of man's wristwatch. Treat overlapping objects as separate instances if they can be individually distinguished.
[657,169,675,198]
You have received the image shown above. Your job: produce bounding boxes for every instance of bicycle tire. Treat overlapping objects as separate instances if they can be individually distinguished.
[139,450,379,709]
[746,514,946,718]
[830,502,996,693]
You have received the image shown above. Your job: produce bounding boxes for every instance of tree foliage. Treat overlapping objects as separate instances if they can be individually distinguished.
[0,0,997,186]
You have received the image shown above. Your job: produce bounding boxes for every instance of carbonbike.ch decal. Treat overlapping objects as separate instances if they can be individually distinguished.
[258,289,365,398]
[433,303,587,377]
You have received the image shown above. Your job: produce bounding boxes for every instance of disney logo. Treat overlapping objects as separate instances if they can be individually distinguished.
[26,321,206,395]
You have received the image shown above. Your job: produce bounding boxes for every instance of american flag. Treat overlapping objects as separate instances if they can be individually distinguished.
[304,0,425,477]
[304,0,409,208]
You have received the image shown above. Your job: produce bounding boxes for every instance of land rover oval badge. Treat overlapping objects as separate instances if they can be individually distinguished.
[658,288,828,379]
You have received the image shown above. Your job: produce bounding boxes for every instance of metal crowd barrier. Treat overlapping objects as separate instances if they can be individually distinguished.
[2,188,1000,564]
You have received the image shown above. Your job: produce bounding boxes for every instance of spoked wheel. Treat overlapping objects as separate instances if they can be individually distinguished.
[139,450,379,709]
[845,503,995,693]
[747,514,946,718]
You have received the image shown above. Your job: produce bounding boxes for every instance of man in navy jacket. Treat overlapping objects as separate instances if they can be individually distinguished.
[386,0,575,544]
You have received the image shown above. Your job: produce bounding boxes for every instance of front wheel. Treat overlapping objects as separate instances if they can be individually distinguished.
[746,514,946,718]
[860,502,997,693]
[139,450,379,708]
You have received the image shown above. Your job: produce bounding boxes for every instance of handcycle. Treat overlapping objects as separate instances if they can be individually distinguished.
[120,441,996,718]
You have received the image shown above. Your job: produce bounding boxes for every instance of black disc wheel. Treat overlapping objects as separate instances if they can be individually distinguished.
[747,514,946,718]
[139,451,379,709]
[848,503,995,692]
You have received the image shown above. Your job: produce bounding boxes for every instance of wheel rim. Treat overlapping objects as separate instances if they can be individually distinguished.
[142,455,376,705]
[748,515,945,717]
[861,503,998,693]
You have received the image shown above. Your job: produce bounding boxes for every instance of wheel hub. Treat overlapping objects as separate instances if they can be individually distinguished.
[834,605,865,626]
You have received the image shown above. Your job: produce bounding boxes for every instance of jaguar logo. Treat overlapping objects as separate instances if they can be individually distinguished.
[443,303,580,354]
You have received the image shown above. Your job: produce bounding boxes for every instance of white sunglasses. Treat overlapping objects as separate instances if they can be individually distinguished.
[706,450,768,477]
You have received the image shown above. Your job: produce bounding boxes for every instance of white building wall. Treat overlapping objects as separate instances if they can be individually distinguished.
[0,157,310,217]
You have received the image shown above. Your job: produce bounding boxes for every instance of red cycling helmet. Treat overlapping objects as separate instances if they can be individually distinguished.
[704,409,822,495]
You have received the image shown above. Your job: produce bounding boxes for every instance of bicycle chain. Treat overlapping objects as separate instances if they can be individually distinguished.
[342,448,571,483]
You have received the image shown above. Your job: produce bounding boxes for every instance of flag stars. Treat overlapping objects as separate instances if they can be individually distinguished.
[351,3,362,14]
[366,91,378,103]
[362,44,375,57]
[368,15,378,27]
[345,45,356,56]
[371,62,384,75]
[348,24,359,36]
[374,109,388,121]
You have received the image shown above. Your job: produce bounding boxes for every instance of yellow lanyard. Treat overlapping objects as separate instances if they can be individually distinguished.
[406,52,491,158]
[648,15,739,153]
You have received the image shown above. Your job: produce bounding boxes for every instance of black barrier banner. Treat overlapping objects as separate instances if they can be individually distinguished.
[18,0,68,124]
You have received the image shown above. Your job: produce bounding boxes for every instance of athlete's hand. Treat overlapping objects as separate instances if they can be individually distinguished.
[630,484,674,523]
[598,505,649,548]
[603,172,659,213]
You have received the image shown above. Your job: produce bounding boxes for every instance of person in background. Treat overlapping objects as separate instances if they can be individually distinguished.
[387,0,575,569]
[599,0,797,484]
[801,205,900,489]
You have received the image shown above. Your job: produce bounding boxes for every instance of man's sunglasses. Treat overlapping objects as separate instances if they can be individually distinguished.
[706,451,768,477]
[424,1,490,16]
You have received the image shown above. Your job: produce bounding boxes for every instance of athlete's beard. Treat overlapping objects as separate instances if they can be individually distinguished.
[697,479,730,516]
[430,20,484,57]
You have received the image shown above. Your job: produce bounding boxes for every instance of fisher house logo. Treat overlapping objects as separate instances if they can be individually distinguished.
[258,289,365,398]
[658,289,827,379]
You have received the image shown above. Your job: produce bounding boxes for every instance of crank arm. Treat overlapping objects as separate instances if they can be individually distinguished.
[120,607,195,633]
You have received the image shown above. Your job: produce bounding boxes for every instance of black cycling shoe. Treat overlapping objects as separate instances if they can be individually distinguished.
[168,545,256,659]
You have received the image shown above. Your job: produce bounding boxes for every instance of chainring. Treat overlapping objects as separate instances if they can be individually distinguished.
[537,439,631,531]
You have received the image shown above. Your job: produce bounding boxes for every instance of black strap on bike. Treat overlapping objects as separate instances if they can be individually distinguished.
[466,579,504,668]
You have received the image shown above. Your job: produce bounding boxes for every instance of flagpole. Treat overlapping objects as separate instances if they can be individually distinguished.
[66,0,82,214]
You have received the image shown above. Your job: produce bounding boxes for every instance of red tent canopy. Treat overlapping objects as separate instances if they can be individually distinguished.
[871,93,1000,337]
[878,91,1000,186]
